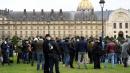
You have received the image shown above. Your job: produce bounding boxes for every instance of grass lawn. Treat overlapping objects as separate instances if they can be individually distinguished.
[0,61,129,73]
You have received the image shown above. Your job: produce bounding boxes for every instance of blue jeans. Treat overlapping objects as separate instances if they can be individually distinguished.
[114,53,118,64]
[64,53,70,66]
[22,52,28,62]
[37,52,44,70]
[31,51,36,66]
[104,53,115,68]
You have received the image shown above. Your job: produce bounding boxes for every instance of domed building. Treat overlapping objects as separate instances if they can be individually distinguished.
[0,0,130,39]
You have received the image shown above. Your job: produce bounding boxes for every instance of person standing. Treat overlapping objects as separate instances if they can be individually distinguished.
[35,37,44,70]
[21,40,29,64]
[121,40,130,67]
[31,39,37,66]
[16,40,23,64]
[77,37,87,69]
[1,40,10,65]
[88,41,94,64]
[43,34,60,73]
[92,39,102,69]
[69,38,76,68]
[63,39,70,67]
[48,38,60,73]
[27,41,33,64]
[43,34,51,73]
[105,39,117,68]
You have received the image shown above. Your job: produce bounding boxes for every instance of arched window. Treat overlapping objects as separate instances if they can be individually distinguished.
[125,23,128,29]
[113,23,116,29]
[119,23,122,29]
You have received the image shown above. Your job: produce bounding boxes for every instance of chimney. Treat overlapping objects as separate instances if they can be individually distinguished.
[1,10,4,14]
[41,9,44,15]
[60,9,63,13]
[59,9,63,20]
[8,9,9,13]
[4,8,8,15]
[91,9,94,14]
[24,9,27,15]
[5,8,7,11]
[33,9,36,15]
[51,9,54,14]
[0,10,1,14]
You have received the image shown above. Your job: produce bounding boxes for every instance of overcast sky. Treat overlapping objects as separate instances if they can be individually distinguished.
[0,0,130,11]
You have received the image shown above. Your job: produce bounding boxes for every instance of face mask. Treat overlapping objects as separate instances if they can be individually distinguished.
[4,41,7,44]
[26,41,29,44]
[47,37,51,40]
[77,39,79,42]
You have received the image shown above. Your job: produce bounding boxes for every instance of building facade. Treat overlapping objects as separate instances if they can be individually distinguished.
[106,8,130,38]
[0,0,130,39]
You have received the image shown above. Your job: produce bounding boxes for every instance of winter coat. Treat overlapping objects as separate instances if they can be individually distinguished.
[77,40,87,52]
[106,42,116,53]
[36,39,44,53]
[121,42,129,58]
[92,42,102,57]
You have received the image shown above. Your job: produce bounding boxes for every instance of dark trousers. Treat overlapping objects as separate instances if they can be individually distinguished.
[88,51,93,64]
[70,53,75,68]
[75,51,78,61]
[61,53,64,64]
[122,57,128,67]
[17,52,22,64]
[93,55,101,69]
[22,52,28,63]
[44,54,49,73]
[49,56,60,73]
[31,51,36,66]
[2,52,10,65]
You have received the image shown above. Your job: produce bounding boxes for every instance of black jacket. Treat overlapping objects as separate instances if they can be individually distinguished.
[43,40,60,55]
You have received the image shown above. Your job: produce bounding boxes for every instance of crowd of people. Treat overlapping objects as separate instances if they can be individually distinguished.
[0,34,130,73]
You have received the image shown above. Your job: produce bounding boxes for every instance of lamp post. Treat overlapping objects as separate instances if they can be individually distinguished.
[99,0,105,42]
[47,20,50,34]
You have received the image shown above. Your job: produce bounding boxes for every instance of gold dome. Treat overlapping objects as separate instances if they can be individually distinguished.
[77,0,94,11]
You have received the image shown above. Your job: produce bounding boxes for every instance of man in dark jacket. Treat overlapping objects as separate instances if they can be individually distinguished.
[49,39,60,73]
[43,34,60,73]
[35,37,44,70]
[16,40,23,64]
[69,38,76,68]
[63,39,70,67]
[88,41,94,64]
[92,39,102,69]
[21,40,29,64]
[30,39,37,66]
[77,37,87,69]
[1,40,10,65]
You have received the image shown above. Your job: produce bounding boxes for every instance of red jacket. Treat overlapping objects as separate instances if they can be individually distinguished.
[107,42,116,53]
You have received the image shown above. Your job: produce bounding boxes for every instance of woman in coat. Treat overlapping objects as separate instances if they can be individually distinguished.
[121,40,130,67]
